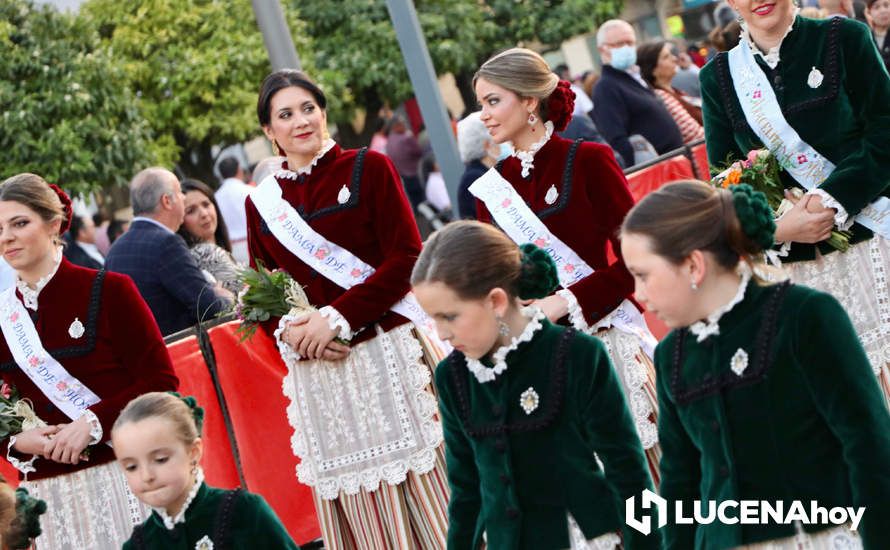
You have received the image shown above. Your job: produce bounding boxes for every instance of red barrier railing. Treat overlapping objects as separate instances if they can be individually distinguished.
[167,317,321,545]
[622,138,710,201]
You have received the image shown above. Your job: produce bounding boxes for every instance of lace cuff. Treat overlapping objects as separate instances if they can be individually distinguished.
[765,241,792,267]
[808,189,853,230]
[556,289,590,333]
[318,306,354,340]
[7,435,37,475]
[83,409,103,445]
[274,312,309,364]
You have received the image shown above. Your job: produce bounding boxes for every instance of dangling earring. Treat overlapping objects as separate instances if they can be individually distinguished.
[272,140,284,156]
[497,317,511,337]
[191,460,198,477]
[527,112,538,131]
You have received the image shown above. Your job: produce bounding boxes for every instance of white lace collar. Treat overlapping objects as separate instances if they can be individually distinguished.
[689,266,752,342]
[276,139,337,180]
[466,307,545,383]
[155,468,204,530]
[15,246,63,311]
[740,9,800,69]
[510,121,554,178]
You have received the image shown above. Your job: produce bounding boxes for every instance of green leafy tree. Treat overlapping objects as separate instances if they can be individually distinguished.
[290,0,623,146]
[81,0,312,182]
[0,0,157,197]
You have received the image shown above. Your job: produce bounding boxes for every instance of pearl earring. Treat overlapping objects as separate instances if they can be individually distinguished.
[691,280,699,291]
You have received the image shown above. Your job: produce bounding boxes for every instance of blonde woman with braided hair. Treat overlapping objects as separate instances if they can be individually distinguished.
[470,47,663,483]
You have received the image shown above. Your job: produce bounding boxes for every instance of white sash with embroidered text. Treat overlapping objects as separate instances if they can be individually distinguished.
[0,288,100,421]
[251,176,438,338]
[469,168,656,356]
[728,41,890,239]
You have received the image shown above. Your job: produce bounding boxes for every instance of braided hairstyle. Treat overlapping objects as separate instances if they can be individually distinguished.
[411,220,558,301]
[113,392,204,448]
[620,180,776,277]
[474,48,575,131]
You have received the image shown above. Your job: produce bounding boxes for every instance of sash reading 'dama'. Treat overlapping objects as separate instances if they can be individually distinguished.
[469,168,656,356]
[0,288,101,421]
[250,176,440,342]
[728,41,890,239]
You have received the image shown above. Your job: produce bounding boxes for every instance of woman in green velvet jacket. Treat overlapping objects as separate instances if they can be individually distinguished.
[412,221,661,550]
[700,0,890,404]
[621,181,890,550]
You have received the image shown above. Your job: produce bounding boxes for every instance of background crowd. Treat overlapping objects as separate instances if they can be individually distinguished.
[2,0,890,549]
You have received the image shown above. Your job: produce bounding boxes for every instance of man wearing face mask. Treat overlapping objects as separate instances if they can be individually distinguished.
[592,19,684,166]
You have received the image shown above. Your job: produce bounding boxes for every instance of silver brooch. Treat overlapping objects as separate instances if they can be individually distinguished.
[730,348,749,376]
[519,387,539,415]
[195,535,214,550]
[544,184,558,205]
[68,317,84,339]
[337,184,351,204]
[807,66,823,89]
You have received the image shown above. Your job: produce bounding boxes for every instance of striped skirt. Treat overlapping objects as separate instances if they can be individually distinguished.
[312,447,449,549]
[22,460,149,550]
[279,323,450,549]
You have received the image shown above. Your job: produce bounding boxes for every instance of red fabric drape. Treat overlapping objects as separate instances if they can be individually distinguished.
[625,155,697,202]
[206,322,320,544]
[168,335,241,489]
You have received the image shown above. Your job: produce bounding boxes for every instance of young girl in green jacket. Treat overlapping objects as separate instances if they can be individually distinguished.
[112,393,299,550]
[621,181,890,549]
[412,221,660,550]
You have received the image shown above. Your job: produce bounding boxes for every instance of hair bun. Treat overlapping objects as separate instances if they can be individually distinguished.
[517,243,559,299]
[47,183,72,234]
[169,392,205,436]
[547,80,575,132]
[730,184,776,251]
[6,487,47,549]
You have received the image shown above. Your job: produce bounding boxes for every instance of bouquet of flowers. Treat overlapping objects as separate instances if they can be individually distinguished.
[233,261,349,344]
[0,381,46,441]
[711,149,851,252]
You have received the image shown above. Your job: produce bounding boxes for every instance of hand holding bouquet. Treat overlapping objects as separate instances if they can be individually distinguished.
[233,261,349,345]
[0,381,45,441]
[712,149,851,252]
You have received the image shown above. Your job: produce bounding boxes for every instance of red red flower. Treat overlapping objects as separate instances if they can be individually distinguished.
[1,383,11,399]
[546,80,576,132]
[48,184,73,234]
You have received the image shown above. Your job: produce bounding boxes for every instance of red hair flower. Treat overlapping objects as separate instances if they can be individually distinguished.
[547,80,576,132]
[48,183,73,234]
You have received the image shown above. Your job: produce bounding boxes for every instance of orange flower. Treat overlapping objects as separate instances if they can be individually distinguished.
[726,169,741,185]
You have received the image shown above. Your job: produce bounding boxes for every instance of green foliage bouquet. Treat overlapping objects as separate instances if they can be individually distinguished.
[711,149,850,252]
[233,262,349,345]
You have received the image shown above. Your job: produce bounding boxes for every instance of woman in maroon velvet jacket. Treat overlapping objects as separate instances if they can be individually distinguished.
[245,70,448,548]
[472,48,663,485]
[0,173,178,549]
